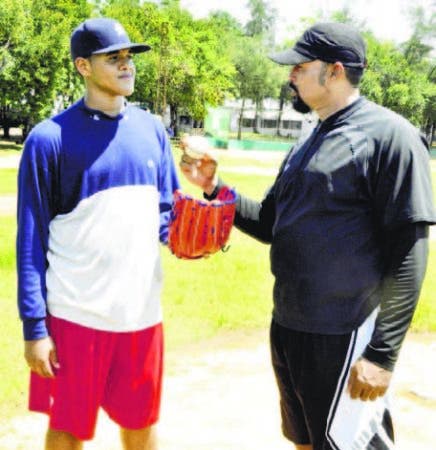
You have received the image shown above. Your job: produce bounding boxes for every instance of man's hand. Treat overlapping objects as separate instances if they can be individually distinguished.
[179,135,218,195]
[347,357,392,401]
[24,336,60,378]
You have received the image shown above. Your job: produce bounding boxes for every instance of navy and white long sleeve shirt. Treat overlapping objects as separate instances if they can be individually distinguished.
[17,99,180,340]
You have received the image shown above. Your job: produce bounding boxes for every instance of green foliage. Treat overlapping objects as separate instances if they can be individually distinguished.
[401,5,435,66]
[0,1,434,137]
[245,0,277,46]
[360,34,431,126]
[0,0,30,73]
[229,1,282,132]
[401,5,436,142]
[231,35,283,136]
[0,0,92,129]
[104,1,235,120]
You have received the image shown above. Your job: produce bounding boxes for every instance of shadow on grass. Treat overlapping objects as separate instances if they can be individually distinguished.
[0,140,22,152]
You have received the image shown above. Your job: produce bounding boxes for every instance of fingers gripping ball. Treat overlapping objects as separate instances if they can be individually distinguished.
[180,146,218,182]
[168,187,237,259]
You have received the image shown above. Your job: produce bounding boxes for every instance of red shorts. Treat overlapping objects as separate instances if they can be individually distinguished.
[29,316,163,440]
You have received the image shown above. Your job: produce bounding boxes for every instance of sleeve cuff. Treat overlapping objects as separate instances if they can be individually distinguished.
[203,178,225,201]
[362,346,396,372]
[23,318,48,341]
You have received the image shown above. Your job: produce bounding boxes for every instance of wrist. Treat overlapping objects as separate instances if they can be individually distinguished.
[362,346,396,372]
[203,185,219,200]
[23,318,48,341]
[203,176,218,197]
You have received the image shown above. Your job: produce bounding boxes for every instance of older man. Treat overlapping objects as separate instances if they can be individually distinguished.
[180,22,436,450]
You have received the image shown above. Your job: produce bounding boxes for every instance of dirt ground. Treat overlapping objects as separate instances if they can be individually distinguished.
[0,330,435,450]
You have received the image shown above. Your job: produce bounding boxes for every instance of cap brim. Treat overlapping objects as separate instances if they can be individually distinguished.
[92,42,151,55]
[268,48,312,66]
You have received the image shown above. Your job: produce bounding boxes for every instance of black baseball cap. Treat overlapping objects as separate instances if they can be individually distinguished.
[269,22,366,69]
[70,18,151,60]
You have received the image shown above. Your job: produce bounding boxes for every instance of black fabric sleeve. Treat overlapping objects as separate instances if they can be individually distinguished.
[203,178,276,243]
[362,223,429,371]
[202,150,295,243]
[369,125,436,229]
[233,187,276,243]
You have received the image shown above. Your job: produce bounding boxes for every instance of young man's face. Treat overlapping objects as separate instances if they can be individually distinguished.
[289,60,331,113]
[83,48,136,98]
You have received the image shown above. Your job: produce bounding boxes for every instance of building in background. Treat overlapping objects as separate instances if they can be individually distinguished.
[222,98,315,139]
[136,98,316,140]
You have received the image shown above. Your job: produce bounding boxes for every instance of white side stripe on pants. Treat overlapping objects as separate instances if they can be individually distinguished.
[326,308,395,450]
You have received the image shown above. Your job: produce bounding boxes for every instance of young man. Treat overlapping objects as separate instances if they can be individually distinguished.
[16,18,180,450]
[180,22,436,450]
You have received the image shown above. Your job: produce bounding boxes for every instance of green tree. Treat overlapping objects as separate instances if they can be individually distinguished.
[401,5,436,143]
[423,67,436,144]
[106,0,235,131]
[359,33,433,132]
[275,81,293,137]
[231,36,281,138]
[0,0,33,137]
[361,36,424,124]
[220,1,282,138]
[0,0,91,138]
[401,6,435,66]
[245,0,277,45]
[0,0,30,74]
[159,5,236,124]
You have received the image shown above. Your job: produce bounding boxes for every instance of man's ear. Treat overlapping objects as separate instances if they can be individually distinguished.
[331,62,345,79]
[74,57,91,77]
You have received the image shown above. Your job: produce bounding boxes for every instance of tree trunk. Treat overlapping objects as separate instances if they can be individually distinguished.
[431,122,435,148]
[170,104,178,137]
[238,98,246,141]
[276,97,284,137]
[253,100,260,134]
[425,120,435,148]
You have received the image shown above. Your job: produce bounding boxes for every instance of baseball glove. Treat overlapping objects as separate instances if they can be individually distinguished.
[168,186,237,259]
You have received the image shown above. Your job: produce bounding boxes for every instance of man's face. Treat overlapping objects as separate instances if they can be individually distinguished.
[83,48,136,98]
[288,60,330,113]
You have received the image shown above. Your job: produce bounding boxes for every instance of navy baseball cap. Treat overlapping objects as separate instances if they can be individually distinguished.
[269,22,366,69]
[70,18,151,60]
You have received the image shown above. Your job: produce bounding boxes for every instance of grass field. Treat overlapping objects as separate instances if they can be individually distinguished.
[0,147,278,418]
[0,144,435,419]
[0,168,18,195]
[0,140,21,153]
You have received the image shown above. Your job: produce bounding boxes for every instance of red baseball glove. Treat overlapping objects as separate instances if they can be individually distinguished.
[168,186,237,259]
